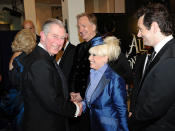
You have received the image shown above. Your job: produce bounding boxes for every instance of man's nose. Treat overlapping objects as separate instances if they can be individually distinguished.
[79,27,83,33]
[89,55,93,60]
[137,30,141,37]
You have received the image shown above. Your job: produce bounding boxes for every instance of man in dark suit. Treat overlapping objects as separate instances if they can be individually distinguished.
[129,3,175,131]
[22,18,82,131]
[57,34,76,81]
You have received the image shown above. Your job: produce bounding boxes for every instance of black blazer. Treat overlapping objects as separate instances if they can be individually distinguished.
[22,46,76,131]
[59,42,76,81]
[129,38,175,131]
[69,36,96,98]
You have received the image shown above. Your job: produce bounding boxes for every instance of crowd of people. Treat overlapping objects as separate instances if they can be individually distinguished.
[0,2,175,131]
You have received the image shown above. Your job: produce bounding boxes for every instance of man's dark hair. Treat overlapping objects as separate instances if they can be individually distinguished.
[135,3,173,36]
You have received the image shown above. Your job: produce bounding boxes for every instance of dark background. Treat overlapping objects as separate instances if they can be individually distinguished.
[125,0,174,15]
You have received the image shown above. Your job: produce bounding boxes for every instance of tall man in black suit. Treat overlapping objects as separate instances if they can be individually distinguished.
[129,3,175,131]
[22,18,82,131]
[69,13,98,99]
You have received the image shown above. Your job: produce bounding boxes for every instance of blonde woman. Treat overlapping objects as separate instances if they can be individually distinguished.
[71,36,129,131]
[9,29,36,70]
[8,29,36,131]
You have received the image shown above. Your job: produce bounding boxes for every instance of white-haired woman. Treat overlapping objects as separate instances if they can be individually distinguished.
[71,36,129,131]
[85,36,129,131]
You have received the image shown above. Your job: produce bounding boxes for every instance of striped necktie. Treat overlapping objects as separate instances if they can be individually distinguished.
[145,50,156,70]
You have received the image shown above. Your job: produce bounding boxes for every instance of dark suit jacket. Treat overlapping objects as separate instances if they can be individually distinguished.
[69,35,98,98]
[22,46,76,131]
[59,42,76,82]
[129,38,175,131]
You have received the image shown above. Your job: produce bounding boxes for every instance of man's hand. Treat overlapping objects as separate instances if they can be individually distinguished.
[129,112,132,117]
[70,92,82,102]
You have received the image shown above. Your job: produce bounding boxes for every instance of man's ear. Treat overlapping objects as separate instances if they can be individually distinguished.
[40,31,46,41]
[151,22,160,33]
[65,33,68,39]
[92,24,96,32]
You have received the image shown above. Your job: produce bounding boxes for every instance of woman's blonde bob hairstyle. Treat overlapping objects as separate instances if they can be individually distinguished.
[11,29,36,54]
[89,36,121,62]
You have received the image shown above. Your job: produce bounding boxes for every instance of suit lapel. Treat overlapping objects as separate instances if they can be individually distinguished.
[61,43,71,59]
[53,59,69,100]
[90,68,110,103]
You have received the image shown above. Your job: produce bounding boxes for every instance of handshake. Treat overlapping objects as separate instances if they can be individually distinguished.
[70,92,83,117]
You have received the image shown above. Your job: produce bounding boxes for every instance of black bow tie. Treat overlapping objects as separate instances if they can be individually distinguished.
[50,55,56,61]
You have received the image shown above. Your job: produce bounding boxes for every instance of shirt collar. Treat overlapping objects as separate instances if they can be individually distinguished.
[90,64,108,75]
[64,41,69,50]
[38,42,45,50]
[38,42,54,56]
[154,35,173,54]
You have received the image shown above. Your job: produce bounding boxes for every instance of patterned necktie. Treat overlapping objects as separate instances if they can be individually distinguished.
[55,50,64,62]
